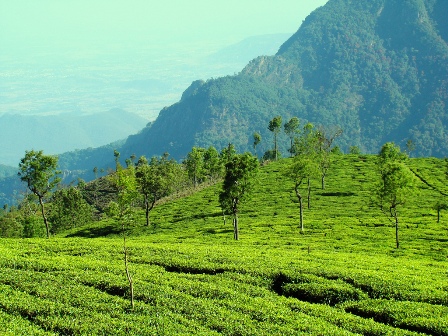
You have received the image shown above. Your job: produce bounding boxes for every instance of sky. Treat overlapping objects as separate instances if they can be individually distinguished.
[0,0,328,53]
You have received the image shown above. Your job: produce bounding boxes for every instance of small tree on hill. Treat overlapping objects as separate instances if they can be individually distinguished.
[253,132,262,158]
[108,162,139,310]
[434,200,448,223]
[219,153,258,240]
[18,150,61,239]
[268,116,282,161]
[285,153,319,233]
[220,143,237,165]
[203,146,222,182]
[375,143,415,249]
[293,122,319,209]
[183,147,206,188]
[284,117,300,157]
[136,154,182,227]
[49,186,93,233]
[315,125,343,189]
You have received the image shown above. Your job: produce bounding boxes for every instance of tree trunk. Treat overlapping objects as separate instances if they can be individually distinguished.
[290,138,293,157]
[222,210,226,226]
[274,134,278,161]
[295,184,304,233]
[144,195,156,227]
[123,223,134,309]
[392,208,399,249]
[39,196,50,238]
[321,173,326,190]
[233,215,239,240]
[307,178,311,210]
[144,194,150,226]
[437,208,440,223]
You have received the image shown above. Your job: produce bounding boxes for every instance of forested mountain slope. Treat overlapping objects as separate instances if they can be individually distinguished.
[112,0,447,161]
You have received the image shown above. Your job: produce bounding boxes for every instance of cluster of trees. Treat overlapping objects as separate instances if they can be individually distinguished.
[1,129,446,248]
[277,118,342,232]
[0,144,259,239]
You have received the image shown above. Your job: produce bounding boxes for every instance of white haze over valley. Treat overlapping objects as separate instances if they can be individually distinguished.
[0,0,328,166]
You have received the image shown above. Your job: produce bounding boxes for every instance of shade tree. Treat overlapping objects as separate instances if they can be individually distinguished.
[183,147,206,188]
[284,117,300,157]
[253,132,262,158]
[285,151,319,233]
[268,116,282,161]
[219,153,258,240]
[49,186,93,233]
[107,161,139,310]
[292,122,320,209]
[203,146,222,182]
[18,150,61,238]
[315,125,343,189]
[136,154,183,227]
[375,143,415,249]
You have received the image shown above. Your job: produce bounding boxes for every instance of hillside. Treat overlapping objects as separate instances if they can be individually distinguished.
[0,155,447,334]
[0,164,15,179]
[105,0,447,162]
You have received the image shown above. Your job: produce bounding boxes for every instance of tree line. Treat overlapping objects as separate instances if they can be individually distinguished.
[0,117,447,249]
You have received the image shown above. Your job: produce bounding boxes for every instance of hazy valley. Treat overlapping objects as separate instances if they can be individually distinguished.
[0,34,288,167]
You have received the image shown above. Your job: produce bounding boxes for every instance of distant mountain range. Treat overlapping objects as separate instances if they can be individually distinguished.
[0,109,147,167]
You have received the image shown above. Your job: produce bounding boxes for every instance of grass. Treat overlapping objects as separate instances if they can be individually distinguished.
[0,154,447,335]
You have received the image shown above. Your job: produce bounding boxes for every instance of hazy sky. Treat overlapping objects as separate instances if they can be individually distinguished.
[0,1,328,53]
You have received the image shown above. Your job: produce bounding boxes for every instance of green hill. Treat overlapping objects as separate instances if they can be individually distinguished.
[0,155,447,335]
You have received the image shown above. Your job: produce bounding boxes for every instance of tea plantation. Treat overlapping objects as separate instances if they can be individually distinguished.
[1,155,447,335]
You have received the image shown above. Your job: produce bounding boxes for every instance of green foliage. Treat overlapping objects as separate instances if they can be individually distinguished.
[219,153,259,240]
[183,147,206,188]
[281,274,368,306]
[284,117,300,156]
[268,116,283,161]
[1,154,448,334]
[376,143,416,248]
[136,154,184,227]
[253,132,262,157]
[349,146,361,155]
[343,299,448,336]
[262,149,281,162]
[107,164,138,223]
[18,150,61,199]
[203,146,223,181]
[18,150,61,238]
[48,187,94,233]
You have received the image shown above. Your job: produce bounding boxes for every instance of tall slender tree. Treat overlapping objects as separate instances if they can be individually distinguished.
[253,132,262,158]
[183,147,206,188]
[375,143,415,249]
[293,123,319,209]
[18,150,61,238]
[268,116,282,161]
[285,151,319,233]
[284,117,300,157]
[316,125,343,189]
[108,161,139,310]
